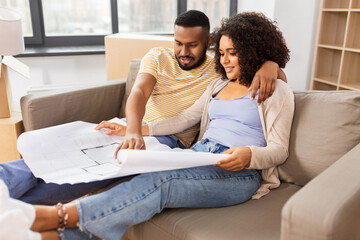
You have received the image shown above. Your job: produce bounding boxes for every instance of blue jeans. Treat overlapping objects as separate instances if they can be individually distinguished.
[63,139,262,240]
[0,136,184,205]
[0,159,126,205]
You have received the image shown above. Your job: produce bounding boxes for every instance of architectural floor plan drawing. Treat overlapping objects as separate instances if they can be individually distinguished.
[18,119,228,184]
[81,143,121,176]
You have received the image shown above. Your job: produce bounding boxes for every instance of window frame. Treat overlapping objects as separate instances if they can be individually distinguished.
[25,0,237,48]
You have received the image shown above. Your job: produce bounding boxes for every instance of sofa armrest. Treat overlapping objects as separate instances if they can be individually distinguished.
[281,143,360,240]
[20,79,126,131]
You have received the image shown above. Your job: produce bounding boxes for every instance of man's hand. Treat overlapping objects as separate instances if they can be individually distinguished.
[249,61,279,105]
[95,121,126,135]
[114,133,146,159]
[216,147,251,171]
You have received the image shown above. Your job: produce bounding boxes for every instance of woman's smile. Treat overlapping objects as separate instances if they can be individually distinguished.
[224,66,234,73]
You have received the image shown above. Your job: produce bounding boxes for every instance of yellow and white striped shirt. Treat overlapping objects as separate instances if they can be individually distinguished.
[139,47,220,148]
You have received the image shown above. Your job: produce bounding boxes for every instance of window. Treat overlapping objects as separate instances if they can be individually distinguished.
[0,0,237,51]
[117,0,177,33]
[42,0,112,36]
[214,2,219,24]
[187,0,231,30]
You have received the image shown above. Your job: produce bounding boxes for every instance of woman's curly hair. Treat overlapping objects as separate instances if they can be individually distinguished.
[212,12,290,86]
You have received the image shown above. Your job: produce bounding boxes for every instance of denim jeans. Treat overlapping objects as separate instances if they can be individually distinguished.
[0,159,126,205]
[0,135,183,205]
[63,139,262,240]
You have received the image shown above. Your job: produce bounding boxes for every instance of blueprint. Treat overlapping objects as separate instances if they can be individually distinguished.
[17,119,229,184]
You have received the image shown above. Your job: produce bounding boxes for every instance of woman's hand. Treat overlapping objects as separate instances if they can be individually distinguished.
[216,147,252,171]
[95,121,127,135]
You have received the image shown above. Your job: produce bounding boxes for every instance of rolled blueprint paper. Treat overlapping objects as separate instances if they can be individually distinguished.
[117,149,230,175]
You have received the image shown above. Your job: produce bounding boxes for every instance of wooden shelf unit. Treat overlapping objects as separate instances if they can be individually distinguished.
[311,0,360,91]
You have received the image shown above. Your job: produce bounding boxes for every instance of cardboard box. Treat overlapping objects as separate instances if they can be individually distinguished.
[0,112,24,162]
[0,64,11,118]
[0,56,30,118]
[105,33,174,80]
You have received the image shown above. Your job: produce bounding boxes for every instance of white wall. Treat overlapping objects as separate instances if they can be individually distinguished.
[238,0,321,91]
[274,0,321,90]
[9,54,107,111]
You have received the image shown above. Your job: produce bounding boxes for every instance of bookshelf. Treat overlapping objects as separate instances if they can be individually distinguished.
[311,0,360,91]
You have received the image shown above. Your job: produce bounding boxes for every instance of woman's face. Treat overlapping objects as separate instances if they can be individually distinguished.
[219,35,240,81]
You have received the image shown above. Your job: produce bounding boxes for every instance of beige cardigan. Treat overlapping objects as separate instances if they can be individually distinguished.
[148,78,295,199]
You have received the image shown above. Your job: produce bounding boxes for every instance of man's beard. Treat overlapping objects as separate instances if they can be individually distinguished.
[176,47,207,71]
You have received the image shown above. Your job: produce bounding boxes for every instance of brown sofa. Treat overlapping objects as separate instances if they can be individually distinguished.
[20,59,360,240]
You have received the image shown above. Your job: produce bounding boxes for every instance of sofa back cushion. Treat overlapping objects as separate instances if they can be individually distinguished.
[119,58,142,117]
[278,91,360,186]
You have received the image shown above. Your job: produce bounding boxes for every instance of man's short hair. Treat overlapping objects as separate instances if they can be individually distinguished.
[175,10,210,34]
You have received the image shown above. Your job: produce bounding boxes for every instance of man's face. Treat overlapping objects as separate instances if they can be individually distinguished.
[174,25,210,70]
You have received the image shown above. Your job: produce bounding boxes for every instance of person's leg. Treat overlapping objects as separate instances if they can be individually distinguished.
[20,177,129,205]
[32,140,260,239]
[154,135,185,149]
[32,204,96,240]
[0,159,38,199]
[61,228,101,240]
[68,165,261,240]
[38,229,99,240]
[0,159,128,205]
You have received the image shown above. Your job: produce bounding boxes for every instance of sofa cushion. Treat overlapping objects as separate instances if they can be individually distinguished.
[122,183,300,240]
[21,80,126,131]
[278,91,360,186]
[119,58,142,117]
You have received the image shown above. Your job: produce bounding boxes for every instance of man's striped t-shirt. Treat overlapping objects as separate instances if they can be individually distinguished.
[139,47,220,148]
